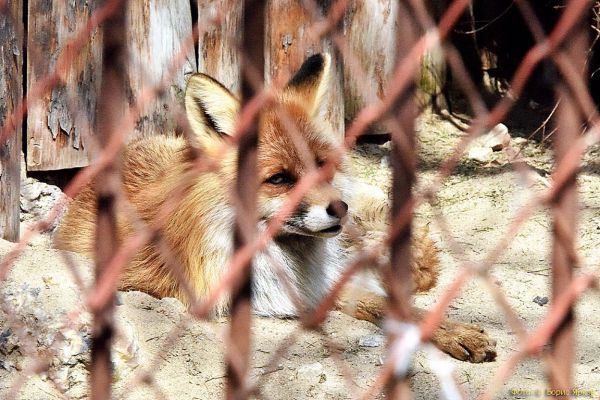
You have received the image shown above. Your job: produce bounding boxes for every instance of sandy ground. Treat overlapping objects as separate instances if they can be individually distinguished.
[1,111,600,399]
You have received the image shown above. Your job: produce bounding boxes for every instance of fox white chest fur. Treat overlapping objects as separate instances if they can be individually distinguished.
[204,202,347,317]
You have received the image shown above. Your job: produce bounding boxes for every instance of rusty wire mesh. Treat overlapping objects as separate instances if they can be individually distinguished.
[1,0,599,399]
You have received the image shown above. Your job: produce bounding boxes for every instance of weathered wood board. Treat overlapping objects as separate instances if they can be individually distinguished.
[197,0,243,96]
[266,0,344,139]
[343,0,397,135]
[26,0,103,171]
[26,0,196,171]
[126,0,197,138]
[0,2,23,241]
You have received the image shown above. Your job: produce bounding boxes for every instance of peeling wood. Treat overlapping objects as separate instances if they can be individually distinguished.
[0,1,23,241]
[27,0,196,171]
[266,0,344,139]
[26,0,102,171]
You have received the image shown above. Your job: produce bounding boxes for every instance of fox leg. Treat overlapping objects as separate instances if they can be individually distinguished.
[344,181,440,293]
[341,181,495,362]
[336,281,497,363]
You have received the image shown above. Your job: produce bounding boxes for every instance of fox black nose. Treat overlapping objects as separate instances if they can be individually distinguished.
[326,200,348,219]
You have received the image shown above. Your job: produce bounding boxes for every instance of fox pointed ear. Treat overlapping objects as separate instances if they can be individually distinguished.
[185,73,239,143]
[283,53,331,117]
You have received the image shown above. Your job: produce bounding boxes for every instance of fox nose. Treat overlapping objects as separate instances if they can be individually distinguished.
[326,200,348,219]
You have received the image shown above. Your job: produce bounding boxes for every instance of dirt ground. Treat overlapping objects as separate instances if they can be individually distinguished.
[1,111,600,399]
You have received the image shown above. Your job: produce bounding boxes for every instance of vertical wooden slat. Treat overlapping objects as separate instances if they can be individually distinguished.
[26,0,102,171]
[226,1,264,398]
[0,1,22,242]
[197,0,243,96]
[91,1,127,398]
[548,3,586,395]
[265,0,344,138]
[387,0,419,398]
[126,0,196,138]
[343,0,397,135]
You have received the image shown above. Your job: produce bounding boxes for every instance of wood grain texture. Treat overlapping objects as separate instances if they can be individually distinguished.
[0,2,23,241]
[126,0,196,138]
[197,0,243,95]
[265,0,344,139]
[343,0,397,135]
[26,0,102,171]
[27,0,196,171]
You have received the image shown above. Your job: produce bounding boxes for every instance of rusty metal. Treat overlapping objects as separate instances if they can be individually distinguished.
[226,1,265,399]
[90,0,127,398]
[548,3,586,394]
[384,1,420,398]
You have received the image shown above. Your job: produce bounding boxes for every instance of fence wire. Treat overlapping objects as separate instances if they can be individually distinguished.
[0,0,599,399]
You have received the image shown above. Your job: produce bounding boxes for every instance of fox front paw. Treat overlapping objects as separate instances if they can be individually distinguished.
[432,320,497,363]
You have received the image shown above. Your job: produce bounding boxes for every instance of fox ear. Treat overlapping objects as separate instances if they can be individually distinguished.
[185,73,239,143]
[283,53,331,118]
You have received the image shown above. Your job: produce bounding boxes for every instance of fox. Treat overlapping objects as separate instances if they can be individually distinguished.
[54,54,496,363]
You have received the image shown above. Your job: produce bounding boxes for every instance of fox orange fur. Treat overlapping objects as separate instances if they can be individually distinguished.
[54,54,496,362]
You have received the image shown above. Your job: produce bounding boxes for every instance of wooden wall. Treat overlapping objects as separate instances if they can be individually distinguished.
[11,0,400,173]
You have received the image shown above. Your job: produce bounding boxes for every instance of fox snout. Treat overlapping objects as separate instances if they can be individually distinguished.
[284,195,348,238]
[326,199,348,220]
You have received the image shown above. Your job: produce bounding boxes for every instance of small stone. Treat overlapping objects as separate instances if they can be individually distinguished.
[512,137,528,146]
[533,296,549,306]
[22,182,42,201]
[358,334,385,348]
[296,362,324,382]
[487,123,510,151]
[467,123,511,162]
[467,146,493,162]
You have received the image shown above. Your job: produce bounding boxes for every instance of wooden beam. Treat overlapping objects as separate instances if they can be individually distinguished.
[0,1,23,242]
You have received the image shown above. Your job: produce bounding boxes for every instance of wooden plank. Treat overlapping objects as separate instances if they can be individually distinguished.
[126,0,197,138]
[197,0,243,96]
[265,0,344,139]
[0,1,23,241]
[26,0,102,171]
[27,1,196,171]
[343,0,397,135]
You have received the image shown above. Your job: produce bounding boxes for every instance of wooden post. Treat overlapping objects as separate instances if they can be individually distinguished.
[26,0,102,171]
[265,0,344,139]
[126,0,196,138]
[0,1,22,242]
[197,0,244,96]
[343,0,397,135]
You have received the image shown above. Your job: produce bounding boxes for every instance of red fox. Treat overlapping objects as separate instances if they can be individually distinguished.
[54,54,496,362]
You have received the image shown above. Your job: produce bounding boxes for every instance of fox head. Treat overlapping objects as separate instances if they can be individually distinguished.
[185,54,349,238]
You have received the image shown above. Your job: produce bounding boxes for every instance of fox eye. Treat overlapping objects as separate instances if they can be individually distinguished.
[266,172,295,185]
[316,159,326,167]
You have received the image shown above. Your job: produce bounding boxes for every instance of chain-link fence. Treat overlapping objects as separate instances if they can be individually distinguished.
[0,0,599,398]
